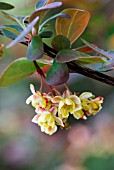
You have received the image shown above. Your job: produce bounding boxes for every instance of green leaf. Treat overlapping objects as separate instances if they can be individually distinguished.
[35,0,48,9]
[27,35,44,61]
[0,2,14,10]
[2,25,26,41]
[75,56,107,64]
[98,50,114,71]
[56,49,90,63]
[6,17,39,48]
[46,59,69,86]
[81,39,112,60]
[2,11,28,29]
[56,9,90,44]
[39,31,53,38]
[51,35,70,51]
[0,58,45,87]
[0,58,44,87]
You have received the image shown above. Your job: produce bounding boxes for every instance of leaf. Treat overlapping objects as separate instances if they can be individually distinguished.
[98,50,114,71]
[75,56,107,64]
[46,0,54,4]
[39,31,53,38]
[51,35,70,51]
[56,9,90,44]
[2,25,26,41]
[81,39,112,59]
[74,45,97,53]
[35,0,48,9]
[6,16,39,48]
[56,49,90,63]
[0,58,45,87]
[46,59,69,86]
[0,44,4,57]
[27,35,44,61]
[2,11,28,29]
[29,2,62,28]
[39,12,70,30]
[0,2,14,10]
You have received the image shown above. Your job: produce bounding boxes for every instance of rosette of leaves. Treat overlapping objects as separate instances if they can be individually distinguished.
[0,0,114,87]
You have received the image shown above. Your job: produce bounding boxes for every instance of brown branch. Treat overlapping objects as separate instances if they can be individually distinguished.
[0,30,114,86]
[44,43,114,86]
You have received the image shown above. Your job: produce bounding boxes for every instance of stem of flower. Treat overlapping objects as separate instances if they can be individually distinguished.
[33,60,55,94]
[64,83,72,94]
[33,60,45,79]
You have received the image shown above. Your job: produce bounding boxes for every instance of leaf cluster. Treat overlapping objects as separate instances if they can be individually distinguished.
[0,0,114,87]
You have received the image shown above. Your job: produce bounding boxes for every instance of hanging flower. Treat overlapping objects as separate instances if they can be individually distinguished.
[74,92,103,117]
[26,84,103,135]
[32,107,64,135]
[51,90,81,119]
[26,84,51,109]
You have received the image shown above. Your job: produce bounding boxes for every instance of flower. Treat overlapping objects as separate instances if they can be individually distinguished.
[87,96,103,115]
[32,107,64,135]
[26,84,51,109]
[52,90,81,119]
[74,92,103,116]
[26,84,103,135]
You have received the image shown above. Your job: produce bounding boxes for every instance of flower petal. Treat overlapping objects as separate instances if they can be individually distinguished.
[32,115,40,124]
[54,116,64,127]
[48,125,57,135]
[51,96,63,103]
[30,84,35,94]
[80,92,93,99]
[69,95,81,105]
[35,106,50,114]
[50,107,57,115]
[73,110,84,119]
[26,95,33,104]
[65,98,73,105]
[62,90,70,98]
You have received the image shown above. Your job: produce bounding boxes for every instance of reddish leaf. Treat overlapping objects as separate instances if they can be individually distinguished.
[56,49,90,63]
[74,44,97,53]
[46,0,54,4]
[81,39,112,59]
[46,59,69,86]
[56,9,90,44]
[0,44,4,57]
[29,2,62,25]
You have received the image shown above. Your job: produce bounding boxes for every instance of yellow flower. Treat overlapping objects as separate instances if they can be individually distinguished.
[73,109,85,120]
[88,96,103,115]
[26,84,51,109]
[52,90,81,119]
[80,92,103,115]
[32,107,64,135]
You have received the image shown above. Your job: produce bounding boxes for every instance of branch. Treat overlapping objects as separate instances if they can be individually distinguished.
[0,30,114,86]
[44,43,114,86]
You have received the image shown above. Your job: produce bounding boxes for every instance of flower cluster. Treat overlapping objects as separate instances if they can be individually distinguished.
[26,84,103,135]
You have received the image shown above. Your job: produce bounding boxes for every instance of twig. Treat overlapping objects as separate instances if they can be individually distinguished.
[0,30,114,86]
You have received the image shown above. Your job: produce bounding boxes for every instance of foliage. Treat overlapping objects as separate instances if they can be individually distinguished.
[0,0,113,135]
[0,0,113,87]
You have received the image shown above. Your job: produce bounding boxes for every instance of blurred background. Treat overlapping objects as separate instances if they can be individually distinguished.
[0,0,114,169]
